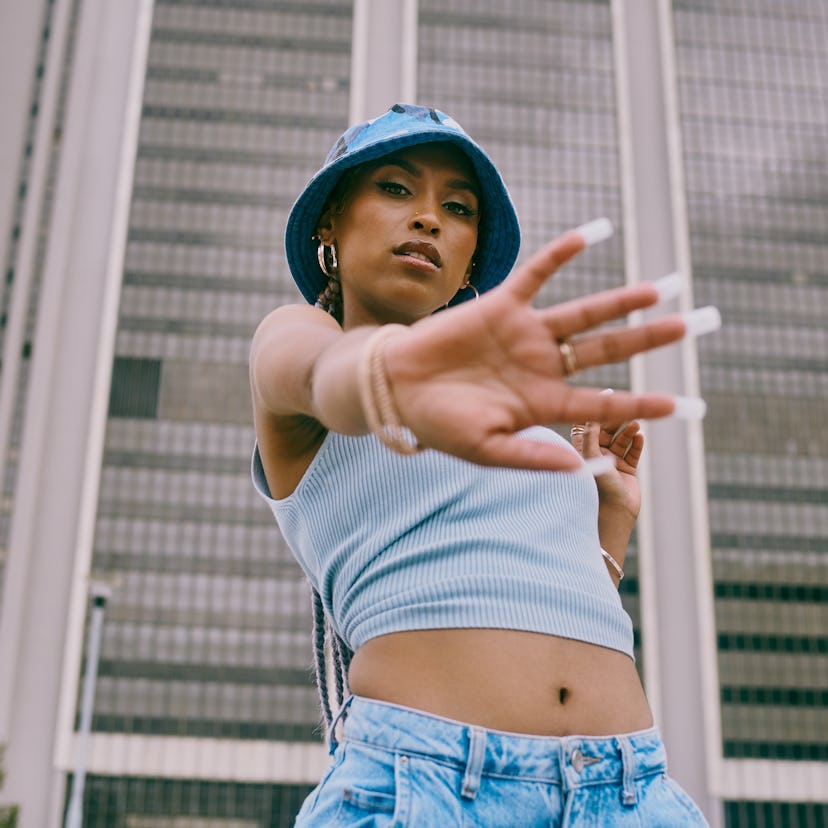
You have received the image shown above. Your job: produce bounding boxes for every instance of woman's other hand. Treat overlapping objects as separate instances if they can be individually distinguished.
[571,417,643,518]
[570,412,643,585]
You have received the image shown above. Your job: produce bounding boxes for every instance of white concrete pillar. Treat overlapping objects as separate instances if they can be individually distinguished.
[0,0,153,824]
[611,1,723,824]
[350,0,418,123]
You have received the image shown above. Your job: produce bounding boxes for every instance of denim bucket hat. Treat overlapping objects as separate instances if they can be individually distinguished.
[285,103,521,307]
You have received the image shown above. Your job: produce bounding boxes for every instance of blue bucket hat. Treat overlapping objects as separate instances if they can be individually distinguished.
[285,103,521,306]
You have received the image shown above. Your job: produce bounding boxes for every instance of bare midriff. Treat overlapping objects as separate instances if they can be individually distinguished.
[348,628,653,737]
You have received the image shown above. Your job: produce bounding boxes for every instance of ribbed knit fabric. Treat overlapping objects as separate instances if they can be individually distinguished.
[251,426,634,658]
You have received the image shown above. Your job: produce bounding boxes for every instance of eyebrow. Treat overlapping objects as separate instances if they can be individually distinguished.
[373,155,480,198]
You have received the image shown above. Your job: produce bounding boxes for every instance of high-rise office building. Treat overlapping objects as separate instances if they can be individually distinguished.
[0,2,825,826]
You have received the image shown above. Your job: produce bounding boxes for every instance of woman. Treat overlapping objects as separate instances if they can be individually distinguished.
[250,104,714,826]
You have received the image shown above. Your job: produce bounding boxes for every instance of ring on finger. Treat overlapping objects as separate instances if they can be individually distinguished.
[559,340,579,377]
[570,425,587,437]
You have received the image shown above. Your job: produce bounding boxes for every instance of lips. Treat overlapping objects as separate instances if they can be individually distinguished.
[393,240,442,268]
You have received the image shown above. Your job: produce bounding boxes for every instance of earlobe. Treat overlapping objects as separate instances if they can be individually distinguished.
[315,212,335,244]
[463,260,474,283]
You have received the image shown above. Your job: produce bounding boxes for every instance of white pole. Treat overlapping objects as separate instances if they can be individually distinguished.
[64,582,111,828]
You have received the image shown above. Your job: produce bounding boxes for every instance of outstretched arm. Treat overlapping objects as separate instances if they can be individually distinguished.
[251,222,707,474]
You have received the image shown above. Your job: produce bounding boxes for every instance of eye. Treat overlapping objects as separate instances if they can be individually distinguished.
[377,181,409,196]
[445,200,477,217]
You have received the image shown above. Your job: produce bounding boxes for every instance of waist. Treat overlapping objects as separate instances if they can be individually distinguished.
[337,695,666,787]
[348,628,652,736]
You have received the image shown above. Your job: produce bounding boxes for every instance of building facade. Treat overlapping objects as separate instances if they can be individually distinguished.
[0,1,825,826]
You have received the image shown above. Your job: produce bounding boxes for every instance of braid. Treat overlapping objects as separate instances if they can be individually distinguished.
[311,587,333,729]
[330,630,346,710]
[310,587,354,731]
[337,631,354,675]
[315,275,343,322]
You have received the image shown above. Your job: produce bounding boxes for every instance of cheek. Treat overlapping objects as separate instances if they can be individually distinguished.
[459,226,479,267]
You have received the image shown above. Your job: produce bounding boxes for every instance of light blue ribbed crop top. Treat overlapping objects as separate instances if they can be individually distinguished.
[251,426,633,658]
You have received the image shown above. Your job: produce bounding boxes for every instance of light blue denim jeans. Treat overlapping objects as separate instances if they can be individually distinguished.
[295,695,710,827]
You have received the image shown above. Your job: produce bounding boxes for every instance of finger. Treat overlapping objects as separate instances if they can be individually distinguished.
[622,432,644,468]
[581,421,603,459]
[505,231,585,303]
[604,420,638,448]
[475,432,586,472]
[541,282,662,340]
[598,422,642,469]
[569,423,587,453]
[554,315,686,375]
[610,434,636,465]
[536,385,676,425]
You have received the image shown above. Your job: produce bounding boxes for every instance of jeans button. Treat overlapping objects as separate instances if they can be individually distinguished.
[571,748,585,773]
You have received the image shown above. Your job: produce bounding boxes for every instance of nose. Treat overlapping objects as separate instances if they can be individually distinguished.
[409,205,440,236]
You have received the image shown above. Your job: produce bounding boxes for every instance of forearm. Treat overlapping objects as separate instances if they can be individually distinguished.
[309,325,380,434]
[597,505,637,587]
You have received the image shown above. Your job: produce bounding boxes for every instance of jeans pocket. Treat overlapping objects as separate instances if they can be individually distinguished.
[332,745,411,827]
[342,785,397,813]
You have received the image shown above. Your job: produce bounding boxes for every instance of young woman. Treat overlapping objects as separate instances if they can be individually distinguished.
[250,104,712,826]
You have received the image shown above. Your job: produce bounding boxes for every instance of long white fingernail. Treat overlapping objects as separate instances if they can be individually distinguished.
[682,305,722,337]
[581,454,615,477]
[653,271,685,303]
[672,396,707,419]
[575,218,613,247]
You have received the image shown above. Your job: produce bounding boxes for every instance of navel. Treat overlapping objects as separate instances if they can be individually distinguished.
[559,686,569,705]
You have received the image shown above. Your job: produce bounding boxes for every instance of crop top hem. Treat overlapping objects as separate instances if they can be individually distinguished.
[342,574,634,658]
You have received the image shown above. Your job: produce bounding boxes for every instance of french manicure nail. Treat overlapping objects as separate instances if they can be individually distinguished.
[653,271,685,303]
[600,388,614,395]
[581,454,616,477]
[575,218,613,247]
[682,305,722,337]
[672,396,707,419]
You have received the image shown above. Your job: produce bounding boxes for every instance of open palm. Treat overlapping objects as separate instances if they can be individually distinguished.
[382,229,685,472]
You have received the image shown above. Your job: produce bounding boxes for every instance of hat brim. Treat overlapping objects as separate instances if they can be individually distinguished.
[285,126,520,308]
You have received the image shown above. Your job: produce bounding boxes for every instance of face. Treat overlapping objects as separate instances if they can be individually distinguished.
[317,143,480,327]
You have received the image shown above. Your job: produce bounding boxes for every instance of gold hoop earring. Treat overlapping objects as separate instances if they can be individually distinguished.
[317,240,338,277]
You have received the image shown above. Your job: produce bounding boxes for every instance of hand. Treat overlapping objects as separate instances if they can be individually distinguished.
[570,416,643,521]
[382,227,686,471]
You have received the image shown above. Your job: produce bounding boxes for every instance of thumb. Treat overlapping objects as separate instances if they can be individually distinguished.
[581,421,604,459]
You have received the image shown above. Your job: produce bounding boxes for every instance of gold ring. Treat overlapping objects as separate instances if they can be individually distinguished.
[559,340,579,376]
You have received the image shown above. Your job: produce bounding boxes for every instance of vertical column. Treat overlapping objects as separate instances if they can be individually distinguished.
[0,0,153,825]
[611,0,722,825]
[0,2,46,284]
[350,0,418,123]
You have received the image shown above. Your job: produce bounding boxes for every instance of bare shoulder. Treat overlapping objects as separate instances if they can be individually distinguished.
[251,302,341,359]
[249,303,341,417]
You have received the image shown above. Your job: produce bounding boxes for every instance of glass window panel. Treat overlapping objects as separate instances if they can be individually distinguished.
[673,0,828,773]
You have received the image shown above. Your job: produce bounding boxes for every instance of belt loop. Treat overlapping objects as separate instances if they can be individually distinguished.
[327,695,354,755]
[618,736,638,805]
[461,726,487,800]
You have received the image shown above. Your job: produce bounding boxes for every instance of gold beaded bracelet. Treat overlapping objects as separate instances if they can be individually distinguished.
[357,324,423,455]
[600,548,625,582]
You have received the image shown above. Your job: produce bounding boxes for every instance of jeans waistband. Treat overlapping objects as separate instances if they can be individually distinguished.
[334,696,667,801]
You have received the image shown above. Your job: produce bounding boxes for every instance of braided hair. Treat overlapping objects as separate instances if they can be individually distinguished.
[311,586,353,731]
[315,273,343,322]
